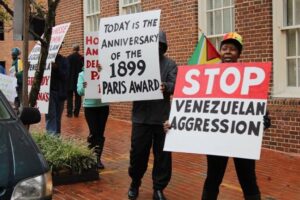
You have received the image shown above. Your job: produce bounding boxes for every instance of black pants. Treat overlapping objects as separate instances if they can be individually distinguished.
[84,106,109,153]
[67,90,81,116]
[14,86,22,111]
[202,155,260,200]
[128,123,172,190]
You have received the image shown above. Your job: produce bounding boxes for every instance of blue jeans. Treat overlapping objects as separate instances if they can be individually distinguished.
[45,90,65,135]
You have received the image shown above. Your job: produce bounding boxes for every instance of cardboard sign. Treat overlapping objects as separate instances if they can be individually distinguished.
[98,10,163,102]
[84,32,101,99]
[164,62,272,160]
[0,74,17,102]
[28,23,70,113]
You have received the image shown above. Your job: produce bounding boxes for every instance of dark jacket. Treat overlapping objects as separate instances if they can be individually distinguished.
[67,52,83,91]
[132,55,177,125]
[50,54,69,100]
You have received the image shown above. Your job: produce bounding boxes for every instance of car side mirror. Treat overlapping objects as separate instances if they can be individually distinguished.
[19,107,41,125]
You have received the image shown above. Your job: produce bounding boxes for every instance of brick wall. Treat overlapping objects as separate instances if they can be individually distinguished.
[266,100,300,153]
[235,0,273,63]
[56,0,84,57]
[100,0,119,17]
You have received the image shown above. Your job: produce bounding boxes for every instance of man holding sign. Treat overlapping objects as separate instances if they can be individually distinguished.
[45,46,69,135]
[128,31,177,200]
[164,32,271,200]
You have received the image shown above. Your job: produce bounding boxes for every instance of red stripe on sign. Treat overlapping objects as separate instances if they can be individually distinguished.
[174,62,271,99]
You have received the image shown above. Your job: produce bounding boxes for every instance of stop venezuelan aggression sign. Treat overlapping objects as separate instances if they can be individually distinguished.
[164,62,272,160]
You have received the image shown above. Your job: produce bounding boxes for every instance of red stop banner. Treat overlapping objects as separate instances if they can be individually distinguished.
[174,62,271,99]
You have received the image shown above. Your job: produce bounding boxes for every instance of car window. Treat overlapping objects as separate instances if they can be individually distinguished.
[0,100,11,120]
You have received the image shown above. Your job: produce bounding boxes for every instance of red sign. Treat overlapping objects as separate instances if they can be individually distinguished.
[174,62,271,99]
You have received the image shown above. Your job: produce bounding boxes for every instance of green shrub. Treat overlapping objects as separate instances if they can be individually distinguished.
[31,132,96,174]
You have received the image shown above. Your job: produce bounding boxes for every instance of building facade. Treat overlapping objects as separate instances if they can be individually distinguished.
[1,0,299,153]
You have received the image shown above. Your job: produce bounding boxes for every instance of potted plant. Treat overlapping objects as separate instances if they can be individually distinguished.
[32,133,99,186]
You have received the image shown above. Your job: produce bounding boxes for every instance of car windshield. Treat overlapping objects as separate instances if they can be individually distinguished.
[0,99,11,120]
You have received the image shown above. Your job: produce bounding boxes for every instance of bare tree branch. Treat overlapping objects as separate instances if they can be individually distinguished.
[29,28,46,45]
[29,0,46,18]
[0,0,13,17]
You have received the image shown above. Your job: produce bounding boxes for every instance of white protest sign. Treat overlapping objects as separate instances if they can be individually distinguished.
[9,67,16,77]
[46,23,70,63]
[28,41,41,65]
[84,32,101,99]
[99,10,163,102]
[28,23,70,113]
[164,62,272,160]
[0,74,17,102]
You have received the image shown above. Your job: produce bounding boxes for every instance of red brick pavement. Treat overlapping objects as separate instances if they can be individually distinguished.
[31,111,300,200]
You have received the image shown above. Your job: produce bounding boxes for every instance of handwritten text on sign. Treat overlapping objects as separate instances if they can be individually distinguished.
[99,10,162,102]
[0,74,17,102]
[164,63,272,160]
[28,23,70,113]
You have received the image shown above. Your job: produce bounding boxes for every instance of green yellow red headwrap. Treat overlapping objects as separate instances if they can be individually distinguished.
[221,32,243,53]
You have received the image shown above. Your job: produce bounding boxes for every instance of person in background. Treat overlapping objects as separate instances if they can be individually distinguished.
[127,30,177,200]
[77,65,109,169]
[0,64,5,74]
[67,44,83,117]
[10,47,23,112]
[45,46,69,135]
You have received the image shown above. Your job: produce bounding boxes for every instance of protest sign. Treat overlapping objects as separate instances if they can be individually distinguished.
[84,31,101,99]
[0,74,17,102]
[9,67,16,77]
[99,10,163,102]
[28,41,41,65]
[164,62,271,160]
[28,23,70,113]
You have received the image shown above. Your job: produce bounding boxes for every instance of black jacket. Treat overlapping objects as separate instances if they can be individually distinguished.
[132,55,177,125]
[51,54,69,100]
[67,52,83,91]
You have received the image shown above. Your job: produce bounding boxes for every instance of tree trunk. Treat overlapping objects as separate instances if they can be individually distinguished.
[28,0,60,107]
[22,0,29,107]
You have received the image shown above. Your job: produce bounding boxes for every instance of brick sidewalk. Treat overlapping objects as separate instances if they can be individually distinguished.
[31,112,300,200]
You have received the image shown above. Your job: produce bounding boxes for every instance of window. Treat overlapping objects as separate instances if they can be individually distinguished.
[273,0,300,97]
[119,0,142,15]
[0,21,4,40]
[0,99,11,120]
[199,0,235,48]
[84,0,100,32]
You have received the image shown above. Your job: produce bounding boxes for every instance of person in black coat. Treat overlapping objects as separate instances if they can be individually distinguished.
[46,48,69,135]
[128,31,177,200]
[67,44,83,117]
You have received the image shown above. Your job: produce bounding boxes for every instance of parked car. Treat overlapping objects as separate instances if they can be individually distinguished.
[0,90,52,200]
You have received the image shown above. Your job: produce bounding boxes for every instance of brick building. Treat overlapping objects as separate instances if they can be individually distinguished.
[1,0,299,154]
